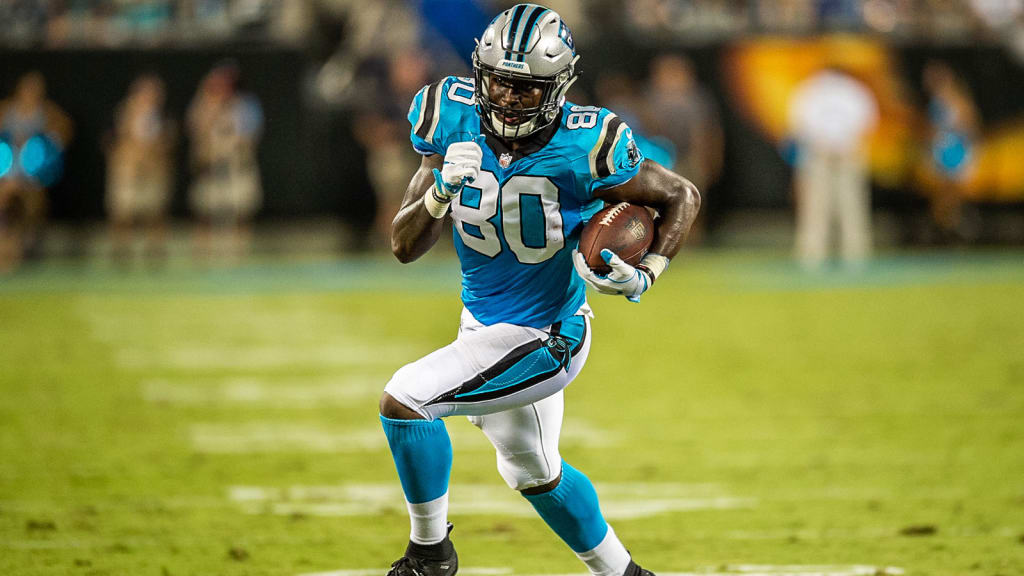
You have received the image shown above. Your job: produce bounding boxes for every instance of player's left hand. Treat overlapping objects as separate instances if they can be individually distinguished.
[572,248,652,303]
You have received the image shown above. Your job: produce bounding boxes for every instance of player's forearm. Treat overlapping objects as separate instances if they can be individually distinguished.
[649,176,701,259]
[391,155,448,263]
[391,199,446,263]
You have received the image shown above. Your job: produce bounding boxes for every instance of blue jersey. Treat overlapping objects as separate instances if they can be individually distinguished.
[408,76,644,328]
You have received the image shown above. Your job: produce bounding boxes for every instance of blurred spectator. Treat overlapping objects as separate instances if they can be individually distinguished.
[352,48,433,247]
[187,62,264,263]
[640,54,723,241]
[0,72,72,272]
[105,74,177,266]
[312,1,424,106]
[817,0,863,30]
[754,0,816,33]
[787,67,878,267]
[12,0,310,48]
[0,0,47,47]
[595,71,644,128]
[594,70,678,175]
[922,60,979,243]
[270,0,315,45]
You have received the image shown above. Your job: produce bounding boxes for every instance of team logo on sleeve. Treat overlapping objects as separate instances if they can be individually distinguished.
[626,138,641,168]
[499,152,513,168]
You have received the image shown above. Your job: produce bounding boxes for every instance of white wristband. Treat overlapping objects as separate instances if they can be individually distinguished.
[423,187,452,219]
[638,253,670,280]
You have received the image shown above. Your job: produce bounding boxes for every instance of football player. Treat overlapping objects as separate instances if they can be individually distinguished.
[380,4,700,576]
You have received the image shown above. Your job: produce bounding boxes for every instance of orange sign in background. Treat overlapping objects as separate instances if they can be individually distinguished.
[723,36,1024,202]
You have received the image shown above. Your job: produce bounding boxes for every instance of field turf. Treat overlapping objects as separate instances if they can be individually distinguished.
[1,250,1022,576]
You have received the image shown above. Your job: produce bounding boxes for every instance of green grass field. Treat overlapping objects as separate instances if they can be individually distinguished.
[1,250,1023,576]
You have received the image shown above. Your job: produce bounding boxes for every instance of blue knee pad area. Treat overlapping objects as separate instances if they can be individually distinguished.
[380,415,453,504]
[523,461,609,553]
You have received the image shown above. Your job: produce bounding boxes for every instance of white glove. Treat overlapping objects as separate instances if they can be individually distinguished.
[424,136,485,218]
[572,249,669,303]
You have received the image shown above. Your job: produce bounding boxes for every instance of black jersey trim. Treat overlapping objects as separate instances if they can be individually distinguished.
[571,317,588,356]
[415,81,442,141]
[594,115,624,179]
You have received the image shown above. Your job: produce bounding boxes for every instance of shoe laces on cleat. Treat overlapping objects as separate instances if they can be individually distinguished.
[387,557,427,576]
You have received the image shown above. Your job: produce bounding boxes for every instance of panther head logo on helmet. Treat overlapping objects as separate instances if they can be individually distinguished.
[473,4,579,141]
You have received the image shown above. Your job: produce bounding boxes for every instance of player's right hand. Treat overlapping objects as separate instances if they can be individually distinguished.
[432,136,485,200]
[572,248,653,303]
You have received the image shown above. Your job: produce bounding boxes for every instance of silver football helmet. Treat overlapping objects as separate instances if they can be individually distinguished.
[473,4,579,140]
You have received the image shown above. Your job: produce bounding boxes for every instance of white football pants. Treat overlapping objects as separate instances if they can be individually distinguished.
[385,307,592,490]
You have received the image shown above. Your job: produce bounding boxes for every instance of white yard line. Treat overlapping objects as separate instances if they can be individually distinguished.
[142,376,383,407]
[79,305,343,342]
[78,301,418,370]
[298,567,903,576]
[116,344,415,370]
[191,424,385,454]
[229,482,754,519]
[191,418,618,454]
[715,566,904,576]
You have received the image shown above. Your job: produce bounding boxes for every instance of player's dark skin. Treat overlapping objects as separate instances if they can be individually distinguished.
[382,77,701,494]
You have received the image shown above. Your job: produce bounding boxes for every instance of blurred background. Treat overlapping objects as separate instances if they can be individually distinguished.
[1,0,1023,272]
[2,3,1024,575]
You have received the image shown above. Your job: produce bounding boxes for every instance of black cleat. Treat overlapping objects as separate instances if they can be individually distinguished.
[386,524,458,576]
[623,560,656,576]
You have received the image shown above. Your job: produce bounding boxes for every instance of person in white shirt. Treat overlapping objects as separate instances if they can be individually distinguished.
[787,67,878,267]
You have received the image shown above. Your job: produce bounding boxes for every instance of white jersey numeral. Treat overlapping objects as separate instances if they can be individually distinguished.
[566,105,600,130]
[502,176,564,264]
[447,80,476,106]
[454,171,502,257]
[451,170,565,264]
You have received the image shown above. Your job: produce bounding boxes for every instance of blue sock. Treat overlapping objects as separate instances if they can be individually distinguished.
[523,461,609,553]
[380,415,453,504]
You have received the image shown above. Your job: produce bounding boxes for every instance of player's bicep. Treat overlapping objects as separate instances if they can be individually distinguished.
[594,159,701,259]
[399,153,444,210]
[593,159,690,209]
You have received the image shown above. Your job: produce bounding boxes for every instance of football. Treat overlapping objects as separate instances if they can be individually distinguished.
[578,202,655,275]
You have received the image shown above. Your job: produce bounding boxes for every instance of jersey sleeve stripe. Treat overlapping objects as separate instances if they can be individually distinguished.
[411,86,427,136]
[425,81,445,144]
[589,113,623,179]
[588,113,614,179]
[604,121,628,177]
[414,81,441,141]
